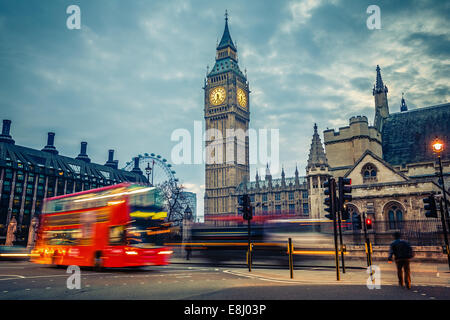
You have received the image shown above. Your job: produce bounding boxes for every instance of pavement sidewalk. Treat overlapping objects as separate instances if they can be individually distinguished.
[224,262,450,287]
[171,255,450,287]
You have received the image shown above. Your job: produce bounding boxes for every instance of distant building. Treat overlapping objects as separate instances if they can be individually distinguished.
[236,165,310,217]
[182,191,197,222]
[0,120,147,245]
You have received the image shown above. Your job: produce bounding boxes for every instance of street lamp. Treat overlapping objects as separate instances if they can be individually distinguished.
[145,162,152,186]
[432,139,444,153]
[432,138,448,219]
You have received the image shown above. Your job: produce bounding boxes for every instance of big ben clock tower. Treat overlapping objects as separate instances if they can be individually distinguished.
[204,12,250,219]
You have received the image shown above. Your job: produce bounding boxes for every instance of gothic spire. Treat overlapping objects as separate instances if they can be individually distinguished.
[373,65,388,95]
[217,10,236,51]
[265,163,271,178]
[376,65,383,89]
[400,92,408,112]
[307,123,328,170]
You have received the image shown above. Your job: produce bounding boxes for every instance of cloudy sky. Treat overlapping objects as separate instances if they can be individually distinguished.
[0,0,449,220]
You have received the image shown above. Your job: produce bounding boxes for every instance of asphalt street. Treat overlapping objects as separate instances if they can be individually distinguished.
[0,260,448,300]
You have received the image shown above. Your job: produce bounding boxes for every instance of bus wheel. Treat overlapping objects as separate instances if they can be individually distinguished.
[93,251,104,271]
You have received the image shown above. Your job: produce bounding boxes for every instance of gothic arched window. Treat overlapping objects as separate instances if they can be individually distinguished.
[346,204,360,231]
[385,203,404,230]
[362,163,378,182]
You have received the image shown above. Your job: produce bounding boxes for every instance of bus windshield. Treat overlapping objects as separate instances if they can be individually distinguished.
[127,187,169,247]
[127,218,170,247]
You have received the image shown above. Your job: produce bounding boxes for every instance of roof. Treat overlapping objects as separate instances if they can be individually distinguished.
[344,149,410,182]
[208,57,245,78]
[236,176,308,192]
[0,141,146,183]
[382,102,450,165]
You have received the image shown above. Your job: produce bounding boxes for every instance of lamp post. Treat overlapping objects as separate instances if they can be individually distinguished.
[432,138,450,268]
[432,138,449,220]
[145,162,152,186]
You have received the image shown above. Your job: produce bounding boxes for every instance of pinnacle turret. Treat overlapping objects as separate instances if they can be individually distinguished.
[400,93,408,112]
[307,123,328,170]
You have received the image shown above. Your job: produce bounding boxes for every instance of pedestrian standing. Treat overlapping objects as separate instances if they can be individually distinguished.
[388,232,414,289]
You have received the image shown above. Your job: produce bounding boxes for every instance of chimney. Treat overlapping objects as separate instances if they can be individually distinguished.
[105,149,118,169]
[108,149,114,162]
[131,156,143,175]
[0,120,15,144]
[41,132,58,155]
[76,141,91,163]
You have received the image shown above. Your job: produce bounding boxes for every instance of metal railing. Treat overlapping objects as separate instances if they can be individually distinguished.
[336,219,447,246]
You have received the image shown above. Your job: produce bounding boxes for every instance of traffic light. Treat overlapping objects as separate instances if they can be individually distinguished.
[323,179,334,220]
[423,194,438,218]
[238,195,245,214]
[238,194,252,221]
[338,177,352,209]
[365,218,373,230]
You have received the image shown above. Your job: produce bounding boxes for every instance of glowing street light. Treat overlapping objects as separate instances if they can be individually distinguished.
[432,137,448,221]
[432,139,444,153]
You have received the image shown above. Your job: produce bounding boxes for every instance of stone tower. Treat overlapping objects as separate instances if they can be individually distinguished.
[306,123,331,219]
[373,65,389,132]
[204,12,250,219]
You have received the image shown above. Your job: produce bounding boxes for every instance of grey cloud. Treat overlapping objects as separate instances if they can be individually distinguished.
[403,32,450,58]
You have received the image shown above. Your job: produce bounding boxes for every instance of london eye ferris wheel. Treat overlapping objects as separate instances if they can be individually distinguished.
[123,153,188,223]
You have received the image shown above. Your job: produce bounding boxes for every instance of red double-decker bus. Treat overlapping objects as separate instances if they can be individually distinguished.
[31,183,172,269]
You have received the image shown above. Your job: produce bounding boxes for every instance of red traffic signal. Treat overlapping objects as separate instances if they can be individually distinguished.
[365,218,373,229]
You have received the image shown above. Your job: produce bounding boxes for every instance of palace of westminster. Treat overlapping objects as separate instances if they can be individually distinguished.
[203,14,450,226]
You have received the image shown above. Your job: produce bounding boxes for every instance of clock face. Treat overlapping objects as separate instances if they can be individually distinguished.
[237,88,247,108]
[209,87,226,105]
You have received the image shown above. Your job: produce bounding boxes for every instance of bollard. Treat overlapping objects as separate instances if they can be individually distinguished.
[247,243,253,272]
[288,238,294,279]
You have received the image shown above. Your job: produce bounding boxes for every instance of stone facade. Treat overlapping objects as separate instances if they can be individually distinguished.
[343,151,441,228]
[323,116,382,178]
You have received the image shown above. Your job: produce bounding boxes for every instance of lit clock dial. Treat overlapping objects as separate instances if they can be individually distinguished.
[237,88,247,108]
[209,87,226,105]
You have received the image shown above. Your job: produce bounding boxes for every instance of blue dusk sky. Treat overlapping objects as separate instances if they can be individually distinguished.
[0,0,449,219]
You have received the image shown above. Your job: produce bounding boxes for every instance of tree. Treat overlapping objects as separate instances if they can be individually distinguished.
[159,180,190,225]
